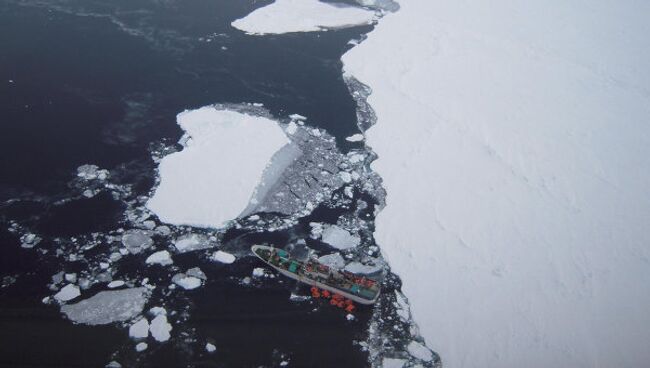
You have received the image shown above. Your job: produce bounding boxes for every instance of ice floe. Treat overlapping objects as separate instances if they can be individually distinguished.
[210,250,236,264]
[60,287,148,325]
[145,250,173,266]
[147,106,289,228]
[172,273,202,290]
[149,313,172,342]
[231,0,376,35]
[135,342,148,352]
[345,134,364,142]
[129,318,149,339]
[173,233,212,253]
[320,225,360,249]
[121,230,153,254]
[205,343,216,353]
[54,284,81,302]
[342,0,650,366]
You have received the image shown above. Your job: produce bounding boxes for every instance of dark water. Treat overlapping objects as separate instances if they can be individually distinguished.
[0,1,381,367]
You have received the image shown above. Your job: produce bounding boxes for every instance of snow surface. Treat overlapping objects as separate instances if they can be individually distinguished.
[147,106,289,228]
[340,1,650,367]
[231,0,376,35]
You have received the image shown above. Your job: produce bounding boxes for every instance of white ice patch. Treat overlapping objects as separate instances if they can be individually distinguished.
[232,0,376,35]
[344,262,381,275]
[252,268,266,278]
[145,250,173,266]
[173,234,212,253]
[342,1,650,366]
[107,280,125,289]
[318,253,346,269]
[211,250,236,264]
[135,342,148,352]
[407,341,433,362]
[60,287,148,325]
[147,106,289,228]
[172,274,202,290]
[321,225,360,249]
[121,230,153,255]
[345,134,364,142]
[129,318,150,339]
[205,343,216,353]
[150,314,172,342]
[54,284,81,302]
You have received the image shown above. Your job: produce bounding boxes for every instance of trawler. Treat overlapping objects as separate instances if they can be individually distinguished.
[251,245,380,305]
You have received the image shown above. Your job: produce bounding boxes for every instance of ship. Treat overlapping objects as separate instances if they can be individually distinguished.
[251,245,381,305]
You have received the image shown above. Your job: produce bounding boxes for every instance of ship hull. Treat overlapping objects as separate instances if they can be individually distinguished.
[252,245,380,305]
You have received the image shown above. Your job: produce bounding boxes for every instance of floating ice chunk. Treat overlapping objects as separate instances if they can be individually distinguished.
[121,230,153,254]
[145,250,173,266]
[60,287,148,325]
[339,172,352,183]
[252,268,266,278]
[146,106,289,228]
[205,343,216,353]
[129,318,150,339]
[231,0,376,35]
[135,342,148,352]
[346,314,355,321]
[173,234,212,253]
[20,233,41,249]
[321,225,360,249]
[65,273,77,283]
[150,314,172,342]
[155,225,172,236]
[382,358,407,368]
[345,134,364,142]
[210,250,236,264]
[107,280,125,288]
[172,274,202,290]
[77,164,109,181]
[309,223,324,238]
[186,267,207,280]
[105,361,122,368]
[289,113,306,121]
[149,306,166,316]
[318,253,346,269]
[54,284,81,302]
[407,341,433,362]
[289,293,310,302]
[286,121,298,135]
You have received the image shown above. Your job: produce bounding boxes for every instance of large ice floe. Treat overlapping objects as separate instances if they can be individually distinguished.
[61,287,148,325]
[231,0,377,35]
[340,1,650,367]
[146,106,289,228]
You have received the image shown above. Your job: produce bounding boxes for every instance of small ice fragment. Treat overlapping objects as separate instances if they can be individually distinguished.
[135,342,148,352]
[150,314,172,342]
[155,225,172,236]
[252,268,265,278]
[173,234,212,253]
[149,306,167,316]
[145,250,173,266]
[186,267,207,280]
[346,314,355,321]
[129,318,150,339]
[105,361,122,368]
[339,172,352,183]
[122,230,153,254]
[382,358,407,368]
[20,233,41,248]
[142,220,156,230]
[318,253,346,269]
[321,225,360,249]
[286,121,298,135]
[289,113,306,121]
[211,250,236,264]
[65,273,77,283]
[54,284,81,302]
[205,342,216,353]
[107,280,125,288]
[345,134,364,142]
[280,361,289,367]
[172,274,202,290]
[407,341,433,361]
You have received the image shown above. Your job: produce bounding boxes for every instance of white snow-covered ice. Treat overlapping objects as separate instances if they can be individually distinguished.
[147,106,289,228]
[54,284,81,302]
[320,225,360,250]
[145,250,173,266]
[60,287,148,325]
[231,0,376,35]
[210,250,236,264]
[340,1,650,367]
[150,314,172,342]
[129,318,150,339]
